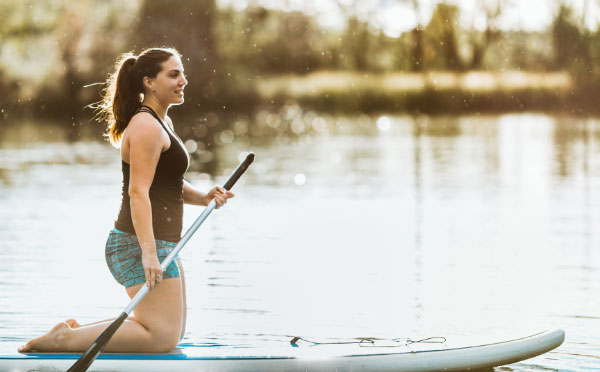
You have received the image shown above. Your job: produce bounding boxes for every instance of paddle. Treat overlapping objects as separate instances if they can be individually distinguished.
[67,152,254,372]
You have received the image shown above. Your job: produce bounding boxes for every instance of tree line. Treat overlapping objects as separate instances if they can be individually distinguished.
[0,0,598,127]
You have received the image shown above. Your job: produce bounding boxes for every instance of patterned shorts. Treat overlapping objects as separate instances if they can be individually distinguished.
[105,228,180,288]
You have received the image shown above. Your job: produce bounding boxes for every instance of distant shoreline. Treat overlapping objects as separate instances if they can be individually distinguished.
[256,70,595,115]
[2,70,596,128]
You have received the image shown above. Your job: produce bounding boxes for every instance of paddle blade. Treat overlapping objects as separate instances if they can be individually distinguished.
[67,312,128,372]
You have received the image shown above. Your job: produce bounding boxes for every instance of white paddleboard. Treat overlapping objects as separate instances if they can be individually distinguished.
[0,329,564,372]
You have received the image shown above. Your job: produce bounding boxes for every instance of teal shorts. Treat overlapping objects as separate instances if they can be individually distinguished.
[105,228,180,288]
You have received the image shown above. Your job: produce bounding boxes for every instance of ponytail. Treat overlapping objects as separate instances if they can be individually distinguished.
[93,48,179,147]
[110,56,141,145]
[93,53,141,146]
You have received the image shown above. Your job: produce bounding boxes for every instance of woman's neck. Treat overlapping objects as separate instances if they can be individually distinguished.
[141,97,168,121]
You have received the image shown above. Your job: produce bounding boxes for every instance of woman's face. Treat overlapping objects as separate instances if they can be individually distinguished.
[148,55,187,106]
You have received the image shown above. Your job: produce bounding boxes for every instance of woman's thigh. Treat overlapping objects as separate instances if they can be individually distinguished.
[126,278,183,340]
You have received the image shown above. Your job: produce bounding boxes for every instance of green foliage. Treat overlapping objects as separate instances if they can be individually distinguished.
[216,7,332,74]
[0,1,55,39]
[341,17,371,71]
[134,0,220,110]
[2,0,600,125]
[425,3,462,70]
[551,4,591,74]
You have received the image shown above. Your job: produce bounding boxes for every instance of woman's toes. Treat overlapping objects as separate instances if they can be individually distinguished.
[17,344,30,353]
[65,319,81,328]
[19,322,71,352]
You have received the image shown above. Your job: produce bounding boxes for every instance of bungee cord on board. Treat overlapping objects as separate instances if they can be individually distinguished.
[289,336,447,348]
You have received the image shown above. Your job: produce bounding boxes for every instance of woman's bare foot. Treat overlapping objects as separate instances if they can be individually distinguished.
[18,322,71,353]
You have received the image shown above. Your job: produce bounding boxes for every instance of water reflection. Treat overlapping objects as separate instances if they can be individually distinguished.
[0,113,599,371]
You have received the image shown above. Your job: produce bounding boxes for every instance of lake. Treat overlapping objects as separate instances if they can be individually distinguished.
[0,112,598,371]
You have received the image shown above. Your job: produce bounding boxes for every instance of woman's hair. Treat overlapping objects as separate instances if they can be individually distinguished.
[94,47,181,146]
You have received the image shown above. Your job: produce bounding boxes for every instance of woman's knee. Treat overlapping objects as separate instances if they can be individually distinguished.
[127,279,184,352]
[147,326,181,352]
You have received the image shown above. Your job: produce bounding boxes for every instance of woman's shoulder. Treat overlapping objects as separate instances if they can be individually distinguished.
[126,112,165,140]
[129,111,162,130]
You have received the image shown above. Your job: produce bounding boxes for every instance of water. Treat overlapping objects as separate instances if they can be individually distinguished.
[0,113,598,371]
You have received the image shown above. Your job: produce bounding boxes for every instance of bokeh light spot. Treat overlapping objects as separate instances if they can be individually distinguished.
[294,173,306,185]
[376,116,391,132]
[184,139,198,153]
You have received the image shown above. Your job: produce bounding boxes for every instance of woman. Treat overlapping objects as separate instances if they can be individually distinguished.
[19,47,233,353]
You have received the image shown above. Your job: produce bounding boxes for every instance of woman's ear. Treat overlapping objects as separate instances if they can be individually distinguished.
[143,76,155,93]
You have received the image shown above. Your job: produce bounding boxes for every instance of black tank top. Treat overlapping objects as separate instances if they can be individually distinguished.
[114,106,190,242]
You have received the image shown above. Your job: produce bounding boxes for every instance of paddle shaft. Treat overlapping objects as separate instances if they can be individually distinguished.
[125,198,215,313]
[67,153,254,372]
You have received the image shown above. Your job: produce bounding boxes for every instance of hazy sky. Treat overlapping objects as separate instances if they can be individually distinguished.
[217,0,599,37]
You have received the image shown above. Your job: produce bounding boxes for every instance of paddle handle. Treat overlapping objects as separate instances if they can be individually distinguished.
[224,152,254,190]
[124,152,254,314]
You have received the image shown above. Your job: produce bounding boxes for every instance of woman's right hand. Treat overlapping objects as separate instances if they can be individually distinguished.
[142,251,163,289]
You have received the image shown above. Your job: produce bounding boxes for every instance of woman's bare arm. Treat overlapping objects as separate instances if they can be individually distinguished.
[126,115,167,289]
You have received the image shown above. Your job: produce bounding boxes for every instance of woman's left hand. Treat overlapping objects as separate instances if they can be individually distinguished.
[204,186,234,208]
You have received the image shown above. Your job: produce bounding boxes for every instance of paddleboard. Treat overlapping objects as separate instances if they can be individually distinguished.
[1,329,564,372]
